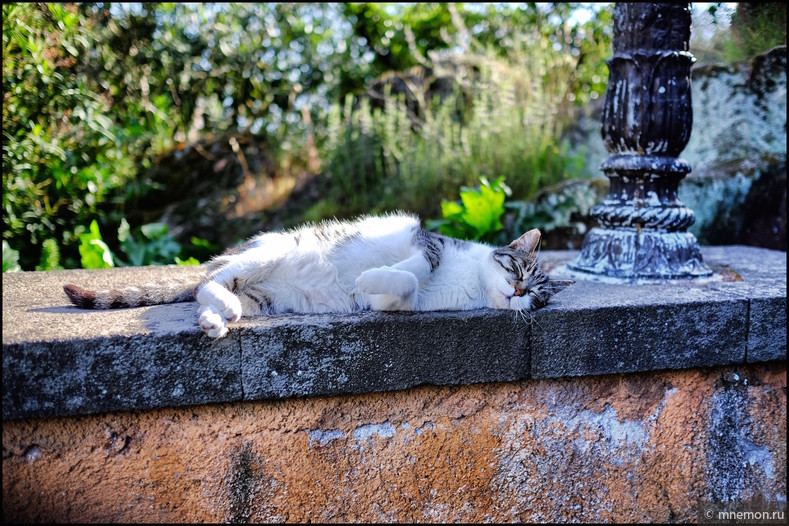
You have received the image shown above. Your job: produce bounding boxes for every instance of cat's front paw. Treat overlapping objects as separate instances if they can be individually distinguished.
[196,281,242,323]
[198,304,229,338]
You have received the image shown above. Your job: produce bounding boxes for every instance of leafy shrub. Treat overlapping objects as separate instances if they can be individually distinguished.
[429,176,605,247]
[3,241,21,273]
[3,4,147,270]
[317,37,591,222]
[117,220,180,267]
[74,219,203,269]
[78,220,115,269]
[701,3,786,63]
[3,3,613,270]
[505,180,603,240]
[426,177,511,242]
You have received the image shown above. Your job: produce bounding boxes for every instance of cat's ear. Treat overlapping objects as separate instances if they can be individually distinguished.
[548,279,574,295]
[510,229,541,254]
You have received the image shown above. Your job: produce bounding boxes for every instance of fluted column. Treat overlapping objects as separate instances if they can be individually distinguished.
[569,3,712,279]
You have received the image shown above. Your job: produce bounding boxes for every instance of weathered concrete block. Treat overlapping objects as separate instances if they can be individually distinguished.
[240,310,529,400]
[1,245,785,420]
[749,296,787,363]
[703,245,787,363]
[2,332,241,420]
[530,293,747,378]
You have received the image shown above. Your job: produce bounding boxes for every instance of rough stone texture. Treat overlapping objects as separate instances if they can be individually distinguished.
[2,362,785,523]
[2,332,241,418]
[684,46,786,172]
[530,293,746,378]
[3,246,786,421]
[2,266,243,419]
[536,245,787,378]
[240,309,529,400]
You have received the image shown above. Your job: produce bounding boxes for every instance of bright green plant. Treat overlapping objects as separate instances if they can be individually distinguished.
[78,220,115,269]
[429,177,605,246]
[3,241,22,272]
[426,177,511,241]
[177,237,221,265]
[74,218,205,269]
[174,256,201,266]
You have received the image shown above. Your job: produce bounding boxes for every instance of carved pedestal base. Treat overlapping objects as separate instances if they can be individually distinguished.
[568,227,712,279]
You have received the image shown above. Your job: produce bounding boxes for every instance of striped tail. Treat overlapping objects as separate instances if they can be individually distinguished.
[63,277,198,309]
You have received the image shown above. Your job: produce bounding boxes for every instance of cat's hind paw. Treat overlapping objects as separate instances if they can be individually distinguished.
[355,267,417,297]
[198,304,229,338]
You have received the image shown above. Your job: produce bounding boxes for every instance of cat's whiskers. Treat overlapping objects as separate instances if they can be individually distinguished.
[513,307,544,332]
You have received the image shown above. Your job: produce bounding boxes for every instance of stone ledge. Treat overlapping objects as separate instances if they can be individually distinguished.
[2,246,786,421]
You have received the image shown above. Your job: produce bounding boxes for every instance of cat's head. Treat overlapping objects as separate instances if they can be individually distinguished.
[486,229,573,311]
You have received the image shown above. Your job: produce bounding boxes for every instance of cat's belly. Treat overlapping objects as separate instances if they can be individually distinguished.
[267,259,358,314]
[415,282,485,311]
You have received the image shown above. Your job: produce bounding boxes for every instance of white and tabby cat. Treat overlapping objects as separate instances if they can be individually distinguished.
[63,213,572,338]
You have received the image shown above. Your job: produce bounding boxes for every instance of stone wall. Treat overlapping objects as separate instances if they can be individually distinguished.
[2,246,786,522]
[2,363,785,523]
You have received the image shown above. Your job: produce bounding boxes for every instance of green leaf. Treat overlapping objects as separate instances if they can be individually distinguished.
[118,222,183,266]
[3,241,22,272]
[429,177,511,241]
[140,222,168,240]
[440,199,464,219]
[175,256,200,266]
[78,220,114,269]
[117,217,131,243]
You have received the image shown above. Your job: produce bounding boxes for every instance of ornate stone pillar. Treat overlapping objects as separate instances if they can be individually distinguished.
[569,3,712,279]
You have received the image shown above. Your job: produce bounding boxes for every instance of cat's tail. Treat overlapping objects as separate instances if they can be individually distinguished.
[63,276,199,309]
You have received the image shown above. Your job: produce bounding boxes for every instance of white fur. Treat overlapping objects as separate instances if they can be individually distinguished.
[195,213,528,338]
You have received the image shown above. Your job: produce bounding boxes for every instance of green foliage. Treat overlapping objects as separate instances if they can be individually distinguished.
[78,220,115,269]
[426,177,511,241]
[318,36,591,220]
[725,3,786,61]
[3,2,614,269]
[36,238,63,271]
[429,177,603,245]
[117,219,181,267]
[504,180,601,240]
[175,256,201,266]
[695,3,786,64]
[3,241,22,273]
[179,237,222,264]
[3,3,149,270]
[72,218,201,269]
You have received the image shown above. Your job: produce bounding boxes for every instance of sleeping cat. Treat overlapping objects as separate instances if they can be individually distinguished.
[63,212,573,338]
